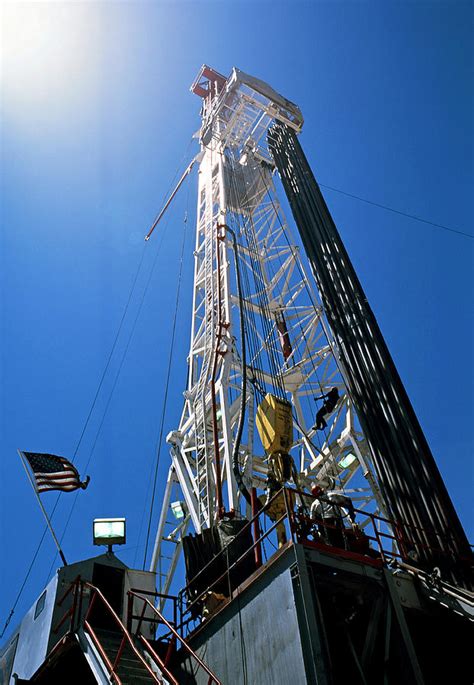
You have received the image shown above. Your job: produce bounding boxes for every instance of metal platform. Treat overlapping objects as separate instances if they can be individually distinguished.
[175,539,473,685]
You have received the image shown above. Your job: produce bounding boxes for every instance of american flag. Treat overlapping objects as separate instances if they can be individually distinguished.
[22,452,90,494]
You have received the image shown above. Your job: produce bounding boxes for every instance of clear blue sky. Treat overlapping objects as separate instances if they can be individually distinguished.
[1,1,472,638]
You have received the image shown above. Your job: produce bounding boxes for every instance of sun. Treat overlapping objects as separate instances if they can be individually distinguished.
[1,2,100,119]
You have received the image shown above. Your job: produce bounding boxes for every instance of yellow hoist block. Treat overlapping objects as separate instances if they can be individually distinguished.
[256,393,293,457]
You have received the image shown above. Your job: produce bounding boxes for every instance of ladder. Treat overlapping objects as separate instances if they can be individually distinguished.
[193,170,218,530]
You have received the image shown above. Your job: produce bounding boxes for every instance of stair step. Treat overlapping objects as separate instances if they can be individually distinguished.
[92,627,165,683]
[117,663,155,677]
[118,654,148,666]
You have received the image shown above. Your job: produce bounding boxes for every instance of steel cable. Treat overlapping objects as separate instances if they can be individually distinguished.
[142,212,189,569]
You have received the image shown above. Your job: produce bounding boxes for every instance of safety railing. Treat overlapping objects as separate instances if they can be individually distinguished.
[52,574,82,635]
[126,588,179,684]
[291,498,393,564]
[128,590,222,685]
[291,490,472,570]
[127,588,178,639]
[51,576,222,685]
[53,578,163,684]
[177,486,298,633]
[287,485,472,569]
[177,485,472,636]
[83,581,162,685]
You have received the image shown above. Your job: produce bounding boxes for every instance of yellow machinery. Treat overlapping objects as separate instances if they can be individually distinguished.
[256,393,293,464]
[256,394,295,531]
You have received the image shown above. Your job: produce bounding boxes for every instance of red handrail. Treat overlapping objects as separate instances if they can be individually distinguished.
[51,574,81,634]
[84,618,123,685]
[180,485,284,601]
[81,581,162,684]
[177,485,474,637]
[129,590,222,685]
[137,633,179,685]
[288,484,469,562]
[182,505,288,619]
[52,578,185,684]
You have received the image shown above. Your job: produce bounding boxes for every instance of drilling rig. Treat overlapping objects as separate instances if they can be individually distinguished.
[148,65,473,684]
[151,65,382,588]
[2,66,472,685]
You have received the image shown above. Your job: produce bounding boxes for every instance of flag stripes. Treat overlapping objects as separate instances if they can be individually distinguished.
[21,452,90,494]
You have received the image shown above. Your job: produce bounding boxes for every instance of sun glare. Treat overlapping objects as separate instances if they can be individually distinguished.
[1,3,99,120]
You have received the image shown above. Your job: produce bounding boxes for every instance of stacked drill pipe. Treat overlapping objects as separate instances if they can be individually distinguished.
[268,123,472,589]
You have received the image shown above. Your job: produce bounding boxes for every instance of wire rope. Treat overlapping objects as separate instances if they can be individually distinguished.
[227,154,286,398]
[2,138,197,636]
[71,243,148,463]
[230,209,265,393]
[135,161,196,567]
[318,183,473,240]
[43,216,173,582]
[1,241,148,638]
[225,160,266,398]
[255,163,348,479]
[142,210,189,569]
[237,164,287,397]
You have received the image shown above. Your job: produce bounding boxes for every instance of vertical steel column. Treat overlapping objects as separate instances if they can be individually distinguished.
[268,123,472,588]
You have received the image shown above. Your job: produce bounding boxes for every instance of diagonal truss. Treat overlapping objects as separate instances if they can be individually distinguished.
[150,67,386,595]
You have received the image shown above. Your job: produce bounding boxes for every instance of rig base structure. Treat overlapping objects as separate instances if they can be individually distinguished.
[175,540,473,685]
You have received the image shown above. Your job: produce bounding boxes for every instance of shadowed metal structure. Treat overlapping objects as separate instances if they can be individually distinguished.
[268,122,472,589]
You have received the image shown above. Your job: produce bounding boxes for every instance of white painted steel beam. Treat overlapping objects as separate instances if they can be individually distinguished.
[150,67,382,593]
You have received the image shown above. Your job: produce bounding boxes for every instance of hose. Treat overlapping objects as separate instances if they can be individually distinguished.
[217,224,252,505]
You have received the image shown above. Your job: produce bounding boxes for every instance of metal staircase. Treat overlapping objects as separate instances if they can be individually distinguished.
[93,628,158,685]
[51,578,221,685]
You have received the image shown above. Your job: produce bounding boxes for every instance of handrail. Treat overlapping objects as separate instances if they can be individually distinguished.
[129,590,222,685]
[84,618,123,685]
[56,574,81,608]
[295,511,388,561]
[51,574,81,634]
[129,587,178,630]
[183,508,287,619]
[138,633,179,685]
[288,485,468,561]
[176,485,473,637]
[180,486,283,599]
[178,486,326,620]
[130,588,178,601]
[82,581,162,684]
[52,577,184,684]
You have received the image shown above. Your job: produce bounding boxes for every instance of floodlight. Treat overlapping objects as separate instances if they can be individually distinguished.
[93,518,126,547]
[171,501,187,520]
[338,453,357,470]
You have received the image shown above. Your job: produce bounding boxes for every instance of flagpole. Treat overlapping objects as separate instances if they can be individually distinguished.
[18,449,68,566]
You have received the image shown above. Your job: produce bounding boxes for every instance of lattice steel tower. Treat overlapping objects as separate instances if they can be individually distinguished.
[150,66,383,593]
